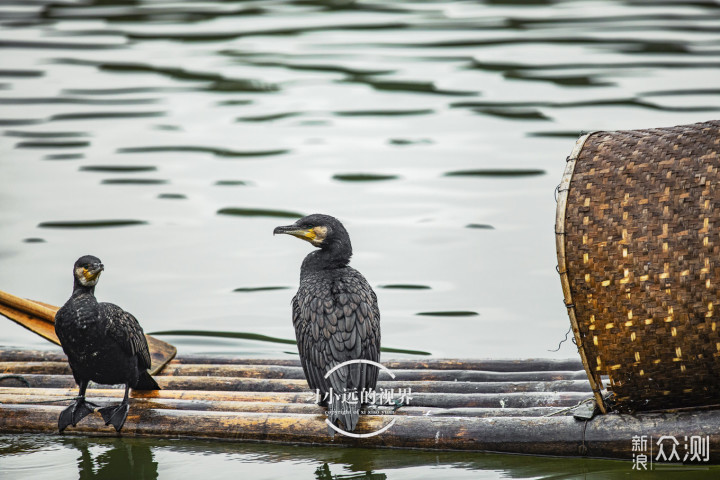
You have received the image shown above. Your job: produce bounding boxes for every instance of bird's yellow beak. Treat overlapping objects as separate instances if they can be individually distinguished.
[82,263,104,282]
[273,225,316,240]
[274,225,326,246]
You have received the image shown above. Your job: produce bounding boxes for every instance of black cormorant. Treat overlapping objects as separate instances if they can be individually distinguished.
[54,255,159,433]
[274,214,381,432]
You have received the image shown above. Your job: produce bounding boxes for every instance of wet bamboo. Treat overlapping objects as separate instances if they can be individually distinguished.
[0,349,584,373]
[1,404,718,460]
[0,290,57,323]
[0,349,67,363]
[160,366,589,382]
[0,361,70,375]
[0,387,591,408]
[0,387,311,404]
[0,393,564,417]
[4,374,592,394]
[0,360,588,382]
[170,355,584,372]
[0,303,60,345]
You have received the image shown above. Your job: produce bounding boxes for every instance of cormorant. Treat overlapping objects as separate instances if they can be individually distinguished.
[54,255,159,433]
[274,214,381,432]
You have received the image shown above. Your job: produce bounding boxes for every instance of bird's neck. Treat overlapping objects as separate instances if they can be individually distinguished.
[301,244,351,275]
[71,280,96,298]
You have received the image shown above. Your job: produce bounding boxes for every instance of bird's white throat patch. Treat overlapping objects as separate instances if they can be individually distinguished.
[312,226,328,245]
[76,267,101,287]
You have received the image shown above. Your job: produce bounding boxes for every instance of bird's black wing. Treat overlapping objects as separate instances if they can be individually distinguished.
[53,304,73,350]
[293,268,380,398]
[99,302,152,371]
[364,286,381,389]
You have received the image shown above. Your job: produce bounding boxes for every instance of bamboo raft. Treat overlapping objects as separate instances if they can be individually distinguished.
[1,348,718,461]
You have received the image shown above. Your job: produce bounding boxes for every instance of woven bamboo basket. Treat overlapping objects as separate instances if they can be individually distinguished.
[555,120,720,413]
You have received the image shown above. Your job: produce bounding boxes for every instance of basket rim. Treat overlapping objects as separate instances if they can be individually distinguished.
[554,131,607,413]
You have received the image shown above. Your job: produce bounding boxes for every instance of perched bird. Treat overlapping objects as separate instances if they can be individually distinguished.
[54,255,159,433]
[274,214,380,432]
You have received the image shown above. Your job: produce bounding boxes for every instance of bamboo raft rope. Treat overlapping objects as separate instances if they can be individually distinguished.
[1,348,718,461]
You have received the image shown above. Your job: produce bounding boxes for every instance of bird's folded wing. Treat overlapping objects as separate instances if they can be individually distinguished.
[100,302,152,371]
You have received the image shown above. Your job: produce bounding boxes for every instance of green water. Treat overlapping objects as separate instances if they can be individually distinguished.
[2,434,719,480]
[1,0,720,477]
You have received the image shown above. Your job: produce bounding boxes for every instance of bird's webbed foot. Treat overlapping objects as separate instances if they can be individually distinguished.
[98,401,130,432]
[58,397,97,433]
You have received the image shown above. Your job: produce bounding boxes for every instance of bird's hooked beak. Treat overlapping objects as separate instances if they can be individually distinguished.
[273,224,327,247]
[83,263,104,282]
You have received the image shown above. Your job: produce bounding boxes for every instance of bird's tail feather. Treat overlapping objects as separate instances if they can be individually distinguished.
[134,370,160,391]
[327,399,360,433]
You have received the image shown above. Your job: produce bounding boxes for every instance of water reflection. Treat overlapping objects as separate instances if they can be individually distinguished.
[49,111,166,121]
[217,207,305,218]
[444,169,546,177]
[332,174,400,182]
[37,220,148,229]
[4,435,713,480]
[80,166,158,173]
[101,179,167,185]
[118,146,289,158]
[70,437,159,480]
[315,463,386,480]
[15,140,90,149]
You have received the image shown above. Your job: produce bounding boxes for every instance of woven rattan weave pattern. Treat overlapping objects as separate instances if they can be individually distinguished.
[562,120,720,412]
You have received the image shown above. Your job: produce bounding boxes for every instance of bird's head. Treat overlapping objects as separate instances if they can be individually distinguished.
[273,214,351,251]
[73,255,104,287]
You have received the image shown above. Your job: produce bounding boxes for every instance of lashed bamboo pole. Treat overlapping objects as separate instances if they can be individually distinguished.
[171,356,585,372]
[0,361,70,375]
[0,349,67,362]
[1,403,718,459]
[0,387,311,404]
[0,387,591,409]
[0,291,58,326]
[0,393,564,417]
[160,365,590,382]
[0,349,585,372]
[0,360,589,381]
[3,373,592,394]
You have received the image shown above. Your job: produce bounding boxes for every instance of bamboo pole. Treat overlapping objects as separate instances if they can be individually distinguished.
[0,349,584,372]
[0,303,60,345]
[0,387,591,409]
[0,290,58,322]
[0,358,589,381]
[0,361,71,375]
[0,387,312,404]
[158,365,589,382]
[0,393,564,417]
[0,349,66,362]
[1,403,718,460]
[4,373,592,394]
[169,355,585,372]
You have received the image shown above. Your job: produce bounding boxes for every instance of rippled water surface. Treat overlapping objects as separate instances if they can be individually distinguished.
[1,0,720,478]
[4,434,719,480]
